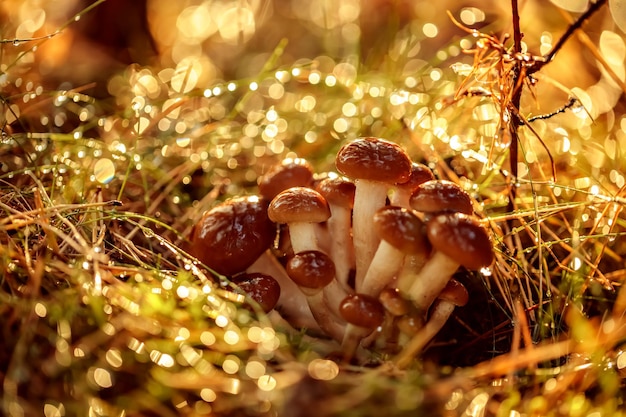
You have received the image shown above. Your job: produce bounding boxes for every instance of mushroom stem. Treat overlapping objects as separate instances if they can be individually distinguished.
[289,222,321,254]
[360,241,404,296]
[405,250,459,313]
[341,323,372,361]
[326,203,354,291]
[323,279,351,320]
[388,190,411,208]
[394,253,429,293]
[305,290,346,342]
[394,299,456,369]
[352,180,388,290]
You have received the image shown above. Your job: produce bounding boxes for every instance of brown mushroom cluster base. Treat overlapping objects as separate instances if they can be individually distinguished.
[188,137,495,365]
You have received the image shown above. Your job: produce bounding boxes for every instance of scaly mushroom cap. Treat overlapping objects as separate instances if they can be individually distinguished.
[316,176,356,209]
[268,187,331,224]
[437,278,469,307]
[395,162,435,194]
[335,137,412,183]
[258,158,314,200]
[374,206,429,253]
[232,272,281,313]
[410,180,473,215]
[190,196,275,276]
[339,293,385,330]
[286,250,336,291]
[426,213,494,271]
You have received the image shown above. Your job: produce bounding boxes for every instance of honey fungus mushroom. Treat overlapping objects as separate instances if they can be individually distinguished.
[409,180,474,218]
[188,196,275,276]
[258,157,314,201]
[286,250,346,341]
[339,293,386,360]
[407,212,494,315]
[315,175,356,291]
[360,206,429,296]
[396,279,469,368]
[232,272,281,313]
[390,162,435,207]
[335,137,412,290]
[268,187,331,254]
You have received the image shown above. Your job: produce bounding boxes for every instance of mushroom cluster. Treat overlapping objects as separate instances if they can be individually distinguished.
[188,137,494,363]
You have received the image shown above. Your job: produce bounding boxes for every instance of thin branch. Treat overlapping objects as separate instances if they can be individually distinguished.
[524,97,579,123]
[507,0,523,212]
[529,0,608,74]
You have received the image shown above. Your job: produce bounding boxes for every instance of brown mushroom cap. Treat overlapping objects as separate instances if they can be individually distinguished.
[426,212,494,270]
[286,250,335,291]
[335,137,412,183]
[339,293,385,330]
[268,187,331,224]
[190,196,275,276]
[410,180,473,215]
[258,158,314,201]
[437,278,469,307]
[315,175,356,209]
[374,206,429,253]
[379,288,411,316]
[395,162,435,193]
[232,272,281,313]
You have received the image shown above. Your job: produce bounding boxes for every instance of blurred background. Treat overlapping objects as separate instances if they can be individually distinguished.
[2,0,613,99]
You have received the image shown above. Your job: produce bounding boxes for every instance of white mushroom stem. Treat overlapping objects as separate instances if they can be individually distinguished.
[406,251,460,313]
[341,324,372,361]
[395,299,457,369]
[326,203,354,291]
[246,251,320,331]
[304,290,346,342]
[322,280,351,320]
[288,222,321,254]
[352,180,389,291]
[360,241,405,296]
[389,188,411,208]
[288,222,349,319]
[394,252,429,293]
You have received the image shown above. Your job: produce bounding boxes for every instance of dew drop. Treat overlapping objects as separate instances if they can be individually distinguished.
[93,158,116,184]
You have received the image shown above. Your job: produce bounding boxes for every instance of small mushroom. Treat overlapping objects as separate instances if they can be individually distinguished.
[390,162,435,207]
[189,196,275,276]
[397,180,473,293]
[360,206,429,296]
[372,288,413,350]
[336,137,412,290]
[286,250,346,341]
[339,293,386,360]
[232,272,281,313]
[409,179,474,218]
[395,279,469,368]
[316,175,356,291]
[268,187,331,254]
[406,212,493,315]
[379,288,411,317]
[258,157,314,201]
[246,250,320,330]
